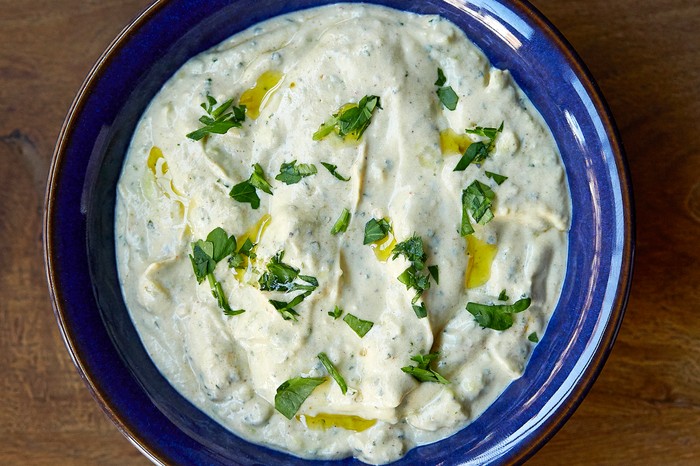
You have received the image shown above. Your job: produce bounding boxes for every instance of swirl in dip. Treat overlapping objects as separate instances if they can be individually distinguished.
[115,4,570,464]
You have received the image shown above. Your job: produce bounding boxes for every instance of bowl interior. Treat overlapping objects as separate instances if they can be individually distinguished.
[47,0,632,464]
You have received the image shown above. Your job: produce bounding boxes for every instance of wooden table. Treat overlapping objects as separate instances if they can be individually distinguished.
[1,0,698,464]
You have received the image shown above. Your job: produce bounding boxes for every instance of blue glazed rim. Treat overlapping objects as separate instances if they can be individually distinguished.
[44,0,634,465]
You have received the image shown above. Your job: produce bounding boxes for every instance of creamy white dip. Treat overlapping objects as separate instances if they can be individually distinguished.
[115,4,570,464]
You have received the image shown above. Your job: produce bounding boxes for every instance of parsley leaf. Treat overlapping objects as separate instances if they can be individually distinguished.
[189,227,245,316]
[498,289,509,301]
[401,352,449,384]
[259,251,318,321]
[270,291,311,321]
[428,265,439,284]
[328,305,343,319]
[275,160,317,185]
[274,376,326,420]
[250,163,273,194]
[318,352,347,395]
[454,122,503,171]
[313,95,382,141]
[363,218,392,244]
[528,332,539,343]
[391,235,426,270]
[187,95,246,141]
[343,313,374,338]
[228,238,255,270]
[230,164,272,209]
[321,162,350,181]
[437,86,459,111]
[485,170,508,185]
[206,227,236,262]
[466,297,532,330]
[435,68,459,111]
[434,68,447,86]
[331,208,351,235]
[461,180,496,236]
[190,240,215,284]
[391,235,438,306]
[229,180,260,209]
[412,303,427,319]
[398,265,432,304]
[465,123,504,141]
[208,274,244,316]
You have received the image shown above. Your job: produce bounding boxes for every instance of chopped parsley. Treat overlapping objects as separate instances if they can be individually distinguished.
[229,163,272,209]
[466,297,532,331]
[435,68,459,111]
[454,122,504,171]
[460,180,496,236]
[498,289,509,301]
[313,95,382,141]
[228,237,255,270]
[274,376,326,420]
[187,95,246,141]
[363,218,392,244]
[330,208,351,235]
[318,352,347,395]
[528,332,540,343]
[259,251,318,321]
[343,313,374,338]
[401,352,449,384]
[485,170,508,185]
[189,227,244,316]
[412,303,427,319]
[275,160,317,185]
[321,162,351,181]
[328,305,343,320]
[428,265,439,284]
[391,235,438,307]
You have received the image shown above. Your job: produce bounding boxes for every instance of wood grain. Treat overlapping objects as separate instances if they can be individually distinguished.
[1,0,698,464]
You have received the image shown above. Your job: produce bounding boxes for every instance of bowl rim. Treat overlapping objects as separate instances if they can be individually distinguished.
[44,0,634,464]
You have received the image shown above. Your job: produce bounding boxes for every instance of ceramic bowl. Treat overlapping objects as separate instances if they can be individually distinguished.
[44,0,634,464]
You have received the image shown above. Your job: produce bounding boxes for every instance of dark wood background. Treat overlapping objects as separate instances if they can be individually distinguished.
[1,0,698,464]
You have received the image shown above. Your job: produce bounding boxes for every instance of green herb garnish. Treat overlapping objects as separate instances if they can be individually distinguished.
[189,227,245,316]
[466,297,532,330]
[428,265,439,284]
[435,68,447,87]
[328,305,343,320]
[391,235,438,306]
[460,180,496,236]
[363,218,392,245]
[275,160,317,185]
[259,251,318,321]
[528,332,539,343]
[435,68,459,111]
[397,265,432,304]
[412,303,427,319]
[228,238,255,270]
[274,377,326,419]
[331,208,351,235]
[187,95,246,141]
[229,163,272,209]
[498,289,509,301]
[321,162,351,181]
[485,171,508,185]
[454,122,503,171]
[318,352,347,395]
[343,313,374,338]
[313,95,382,141]
[401,352,449,384]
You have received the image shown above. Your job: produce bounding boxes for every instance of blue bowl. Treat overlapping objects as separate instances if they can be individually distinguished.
[44,0,634,464]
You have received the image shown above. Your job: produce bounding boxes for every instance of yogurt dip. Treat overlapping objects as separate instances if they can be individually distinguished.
[115,4,570,464]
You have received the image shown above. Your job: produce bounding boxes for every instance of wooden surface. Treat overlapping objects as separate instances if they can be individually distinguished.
[1,0,698,464]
